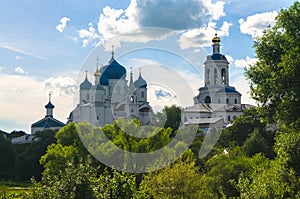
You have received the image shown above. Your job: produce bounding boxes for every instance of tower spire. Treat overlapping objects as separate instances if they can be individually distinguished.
[212,33,221,54]
[112,45,115,57]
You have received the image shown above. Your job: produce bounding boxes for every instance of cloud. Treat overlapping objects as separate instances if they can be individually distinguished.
[14,66,25,74]
[234,56,258,68]
[0,74,76,132]
[78,22,100,47]
[15,56,22,60]
[78,0,227,48]
[56,17,70,33]
[231,76,256,105]
[202,0,226,20]
[0,43,46,60]
[41,76,77,97]
[178,21,232,49]
[239,11,278,39]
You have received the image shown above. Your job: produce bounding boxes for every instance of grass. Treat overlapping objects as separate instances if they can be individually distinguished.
[0,181,32,199]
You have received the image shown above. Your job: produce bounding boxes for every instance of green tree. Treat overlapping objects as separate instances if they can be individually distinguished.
[246,1,300,127]
[0,134,15,179]
[14,129,56,181]
[139,151,202,199]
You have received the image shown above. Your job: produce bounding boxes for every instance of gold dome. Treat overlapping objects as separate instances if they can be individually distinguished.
[94,67,101,77]
[212,33,221,44]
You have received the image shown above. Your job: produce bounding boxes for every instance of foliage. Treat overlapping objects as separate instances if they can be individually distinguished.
[238,158,300,198]
[139,152,202,199]
[0,134,15,179]
[246,1,300,126]
[14,130,56,181]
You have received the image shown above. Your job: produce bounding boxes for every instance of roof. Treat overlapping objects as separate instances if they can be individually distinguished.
[184,103,213,113]
[216,87,241,95]
[80,77,92,90]
[31,116,65,128]
[134,75,147,88]
[211,53,227,61]
[101,56,126,80]
[184,117,224,125]
[45,101,55,109]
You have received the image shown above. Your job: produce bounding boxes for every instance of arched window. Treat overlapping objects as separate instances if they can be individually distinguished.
[228,115,231,121]
[206,69,210,85]
[221,68,226,85]
[214,68,217,84]
[226,98,229,104]
[205,96,211,103]
[87,93,90,100]
[141,91,145,98]
[235,98,238,104]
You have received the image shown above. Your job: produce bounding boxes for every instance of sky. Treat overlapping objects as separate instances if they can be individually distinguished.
[0,0,296,133]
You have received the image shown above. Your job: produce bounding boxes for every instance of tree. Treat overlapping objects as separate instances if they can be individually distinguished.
[139,151,202,199]
[14,129,56,181]
[0,134,15,179]
[246,1,300,127]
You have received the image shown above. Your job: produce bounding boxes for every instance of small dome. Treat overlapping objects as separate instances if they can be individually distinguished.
[94,67,101,77]
[100,74,109,85]
[134,75,147,88]
[102,56,126,80]
[45,101,55,109]
[80,77,92,90]
[212,33,221,44]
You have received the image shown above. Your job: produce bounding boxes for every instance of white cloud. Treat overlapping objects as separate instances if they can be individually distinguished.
[239,11,278,39]
[78,0,227,48]
[78,22,100,47]
[201,0,226,20]
[0,74,76,133]
[15,56,22,60]
[14,66,25,74]
[0,43,46,60]
[56,17,70,33]
[231,76,256,105]
[179,21,232,49]
[234,56,258,68]
[41,76,77,97]
[225,55,234,64]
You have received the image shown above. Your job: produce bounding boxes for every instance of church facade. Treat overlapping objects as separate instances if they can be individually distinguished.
[31,95,65,134]
[69,50,152,126]
[182,35,253,128]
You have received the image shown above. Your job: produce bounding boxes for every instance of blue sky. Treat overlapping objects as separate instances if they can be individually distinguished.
[0,0,296,133]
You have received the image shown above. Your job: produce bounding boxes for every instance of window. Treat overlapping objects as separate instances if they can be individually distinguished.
[205,96,211,103]
[214,68,217,84]
[235,98,238,104]
[141,91,145,98]
[221,68,226,85]
[228,115,231,121]
[218,99,221,103]
[206,69,210,85]
[87,93,90,100]
[226,98,229,104]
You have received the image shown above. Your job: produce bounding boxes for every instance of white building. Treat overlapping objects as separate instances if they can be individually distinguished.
[182,34,253,127]
[69,50,152,126]
[31,95,65,134]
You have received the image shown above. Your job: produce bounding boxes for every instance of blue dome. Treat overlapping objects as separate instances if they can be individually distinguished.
[45,101,55,109]
[217,87,241,95]
[80,77,92,90]
[211,53,227,61]
[102,56,126,80]
[100,74,109,85]
[134,75,147,88]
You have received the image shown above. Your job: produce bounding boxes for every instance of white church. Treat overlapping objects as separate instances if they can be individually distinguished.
[68,49,153,126]
[182,34,253,128]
